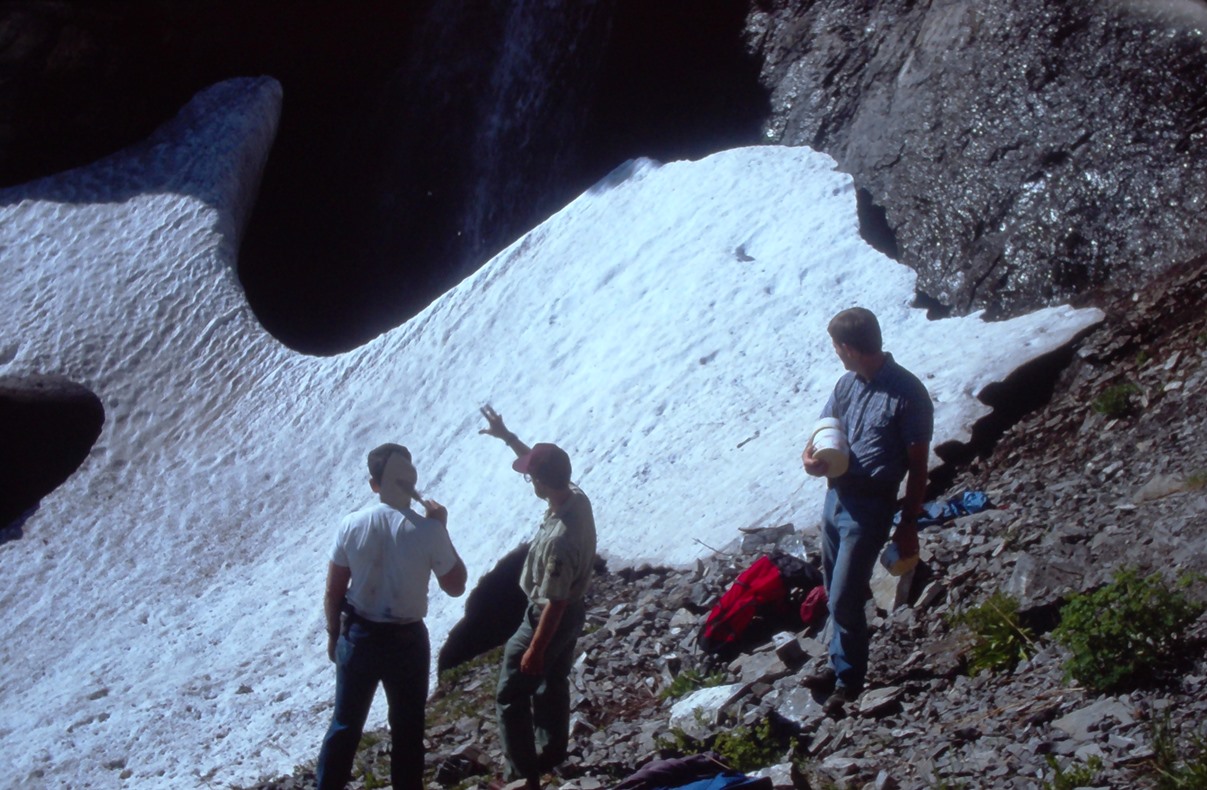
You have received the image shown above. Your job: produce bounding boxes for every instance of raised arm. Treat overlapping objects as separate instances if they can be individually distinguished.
[479,404,530,458]
[420,497,467,597]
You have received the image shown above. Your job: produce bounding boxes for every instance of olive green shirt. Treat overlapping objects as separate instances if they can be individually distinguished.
[520,484,596,604]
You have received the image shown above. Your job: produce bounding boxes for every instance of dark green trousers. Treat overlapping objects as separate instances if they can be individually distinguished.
[496,600,586,783]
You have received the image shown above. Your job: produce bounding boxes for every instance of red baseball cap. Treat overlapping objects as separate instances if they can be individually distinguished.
[512,443,572,488]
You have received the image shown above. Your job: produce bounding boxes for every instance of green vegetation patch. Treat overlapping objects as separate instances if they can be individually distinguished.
[1043,754,1103,790]
[947,592,1036,676]
[659,668,729,700]
[1148,715,1207,790]
[1053,568,1205,693]
[1091,381,1141,419]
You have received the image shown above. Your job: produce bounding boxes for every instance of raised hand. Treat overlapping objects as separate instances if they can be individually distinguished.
[479,403,509,438]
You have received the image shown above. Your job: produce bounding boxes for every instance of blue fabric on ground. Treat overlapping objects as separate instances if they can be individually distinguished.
[893,490,993,528]
[665,771,773,790]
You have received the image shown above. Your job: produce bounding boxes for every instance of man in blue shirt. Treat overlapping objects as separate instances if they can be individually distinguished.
[802,307,933,715]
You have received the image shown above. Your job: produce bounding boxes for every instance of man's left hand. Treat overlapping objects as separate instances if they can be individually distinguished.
[892,518,919,559]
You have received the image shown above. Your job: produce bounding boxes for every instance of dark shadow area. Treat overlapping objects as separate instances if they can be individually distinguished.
[912,290,954,320]
[243,0,772,354]
[0,1,427,194]
[0,376,105,531]
[438,543,531,674]
[927,338,1086,497]
[2,2,770,354]
[855,187,899,260]
[1019,599,1065,636]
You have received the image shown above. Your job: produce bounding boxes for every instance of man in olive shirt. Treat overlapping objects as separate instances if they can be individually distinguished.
[480,406,596,790]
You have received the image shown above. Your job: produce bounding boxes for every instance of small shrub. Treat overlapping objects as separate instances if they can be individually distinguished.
[654,725,697,755]
[659,668,728,700]
[711,719,789,773]
[656,716,791,773]
[948,592,1036,676]
[1186,469,1207,492]
[1149,715,1207,789]
[1043,754,1103,790]
[1092,381,1141,418]
[1053,568,1205,692]
[437,646,504,688]
[429,646,505,725]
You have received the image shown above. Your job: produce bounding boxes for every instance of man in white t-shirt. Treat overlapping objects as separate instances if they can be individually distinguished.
[316,444,467,790]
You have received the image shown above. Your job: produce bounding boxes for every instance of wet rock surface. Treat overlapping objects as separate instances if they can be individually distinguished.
[746,0,1207,318]
[243,259,1206,788]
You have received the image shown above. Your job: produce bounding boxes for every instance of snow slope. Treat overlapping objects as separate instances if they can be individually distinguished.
[0,78,1102,788]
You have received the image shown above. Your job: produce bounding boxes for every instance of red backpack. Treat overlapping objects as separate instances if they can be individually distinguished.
[697,553,822,655]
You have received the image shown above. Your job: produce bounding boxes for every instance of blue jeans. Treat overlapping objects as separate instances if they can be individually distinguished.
[821,487,894,691]
[317,620,430,790]
[496,600,586,783]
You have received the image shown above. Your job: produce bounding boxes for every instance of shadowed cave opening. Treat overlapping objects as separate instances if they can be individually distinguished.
[856,187,900,262]
[0,376,105,536]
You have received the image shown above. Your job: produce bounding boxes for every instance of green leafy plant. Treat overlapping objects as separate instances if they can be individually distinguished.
[711,719,790,773]
[659,668,729,700]
[948,592,1036,675]
[654,725,697,755]
[1149,715,1207,789]
[1092,381,1141,418]
[655,716,791,773]
[1042,754,1103,790]
[1053,568,1205,692]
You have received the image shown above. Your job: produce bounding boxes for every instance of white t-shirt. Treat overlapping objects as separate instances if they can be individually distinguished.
[331,502,459,624]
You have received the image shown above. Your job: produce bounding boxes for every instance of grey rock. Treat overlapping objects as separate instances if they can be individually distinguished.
[769,686,827,728]
[1052,697,1136,741]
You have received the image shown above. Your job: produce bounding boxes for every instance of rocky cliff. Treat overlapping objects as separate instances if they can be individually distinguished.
[746,0,1207,317]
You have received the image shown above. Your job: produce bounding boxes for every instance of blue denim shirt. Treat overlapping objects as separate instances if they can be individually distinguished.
[821,353,933,485]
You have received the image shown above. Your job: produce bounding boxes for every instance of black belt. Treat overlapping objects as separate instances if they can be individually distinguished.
[344,608,423,633]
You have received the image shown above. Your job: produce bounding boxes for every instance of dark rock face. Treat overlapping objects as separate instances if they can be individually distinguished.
[0,376,104,531]
[746,0,1207,316]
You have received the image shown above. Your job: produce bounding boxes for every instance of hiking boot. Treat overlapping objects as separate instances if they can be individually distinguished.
[800,666,837,692]
[823,685,859,718]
